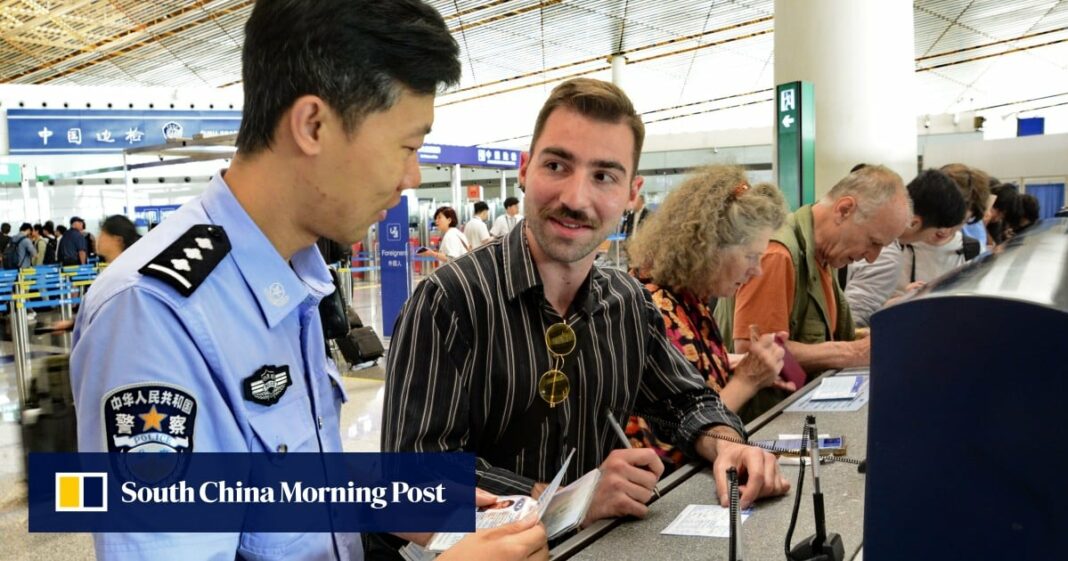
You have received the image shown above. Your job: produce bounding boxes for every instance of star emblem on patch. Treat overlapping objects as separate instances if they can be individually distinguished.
[102,384,197,453]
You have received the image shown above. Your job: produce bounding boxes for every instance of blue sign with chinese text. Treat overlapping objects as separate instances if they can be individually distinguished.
[379,197,411,337]
[418,143,520,169]
[6,109,242,155]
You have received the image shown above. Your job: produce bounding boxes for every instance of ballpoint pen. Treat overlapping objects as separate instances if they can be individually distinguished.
[605,408,661,499]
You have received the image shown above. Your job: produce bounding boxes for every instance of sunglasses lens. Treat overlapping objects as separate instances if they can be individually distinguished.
[538,369,570,406]
[545,323,576,356]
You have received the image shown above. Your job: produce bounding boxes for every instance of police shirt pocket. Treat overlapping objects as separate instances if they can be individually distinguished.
[246,394,317,454]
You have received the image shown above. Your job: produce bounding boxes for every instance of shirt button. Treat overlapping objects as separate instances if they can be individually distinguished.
[277,444,288,454]
[317,416,324,430]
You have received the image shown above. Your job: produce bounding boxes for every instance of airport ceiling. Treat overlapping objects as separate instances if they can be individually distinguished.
[0,0,1066,146]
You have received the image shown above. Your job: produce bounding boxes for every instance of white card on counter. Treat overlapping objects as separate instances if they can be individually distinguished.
[810,375,865,401]
[661,504,752,538]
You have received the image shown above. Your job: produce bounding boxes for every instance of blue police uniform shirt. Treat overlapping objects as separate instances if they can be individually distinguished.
[71,172,361,561]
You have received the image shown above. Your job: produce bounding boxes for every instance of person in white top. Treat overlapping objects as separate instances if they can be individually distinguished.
[464,201,492,249]
[845,169,967,327]
[489,196,522,237]
[428,206,469,263]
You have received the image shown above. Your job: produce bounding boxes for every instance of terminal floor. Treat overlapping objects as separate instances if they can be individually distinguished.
[0,279,392,561]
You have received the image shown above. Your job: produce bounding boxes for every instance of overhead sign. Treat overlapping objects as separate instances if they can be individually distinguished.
[6,109,242,155]
[417,143,520,169]
[775,81,816,210]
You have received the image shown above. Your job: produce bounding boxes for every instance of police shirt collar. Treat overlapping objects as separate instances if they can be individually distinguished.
[201,172,333,328]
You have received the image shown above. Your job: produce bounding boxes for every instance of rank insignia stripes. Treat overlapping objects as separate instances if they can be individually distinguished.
[139,225,230,297]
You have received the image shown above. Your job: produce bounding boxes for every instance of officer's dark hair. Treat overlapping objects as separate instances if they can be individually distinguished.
[236,0,461,155]
[434,206,458,228]
[1,223,10,234]
[503,197,520,209]
[473,201,489,214]
[18,222,32,233]
[101,215,141,252]
[907,169,967,229]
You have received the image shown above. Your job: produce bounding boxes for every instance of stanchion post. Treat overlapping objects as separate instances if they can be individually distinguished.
[59,275,74,350]
[11,281,30,409]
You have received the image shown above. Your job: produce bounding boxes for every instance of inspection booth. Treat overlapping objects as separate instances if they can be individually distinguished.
[866,217,1068,560]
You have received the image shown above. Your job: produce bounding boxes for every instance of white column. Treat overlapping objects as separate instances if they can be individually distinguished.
[20,165,32,221]
[500,170,507,200]
[450,164,462,209]
[124,152,136,219]
[611,55,626,89]
[35,179,47,223]
[774,0,916,198]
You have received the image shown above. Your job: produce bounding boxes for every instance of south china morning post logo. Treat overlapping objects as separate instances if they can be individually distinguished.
[119,478,446,510]
[55,472,108,512]
[30,452,476,533]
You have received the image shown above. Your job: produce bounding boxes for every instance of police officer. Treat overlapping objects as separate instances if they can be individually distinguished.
[70,1,547,559]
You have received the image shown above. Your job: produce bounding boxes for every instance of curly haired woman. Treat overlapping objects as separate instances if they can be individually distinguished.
[625,165,790,471]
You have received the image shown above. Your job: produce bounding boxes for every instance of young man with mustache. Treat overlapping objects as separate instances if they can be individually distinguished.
[379,78,789,554]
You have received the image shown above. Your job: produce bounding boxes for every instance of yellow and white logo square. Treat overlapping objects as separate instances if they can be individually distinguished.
[55,472,108,512]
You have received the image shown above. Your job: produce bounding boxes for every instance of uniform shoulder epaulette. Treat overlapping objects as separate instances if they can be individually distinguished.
[139,224,231,297]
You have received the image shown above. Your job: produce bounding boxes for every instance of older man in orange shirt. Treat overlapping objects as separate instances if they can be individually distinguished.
[715,165,911,376]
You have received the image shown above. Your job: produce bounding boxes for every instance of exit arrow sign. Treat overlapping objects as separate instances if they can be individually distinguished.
[775,80,814,210]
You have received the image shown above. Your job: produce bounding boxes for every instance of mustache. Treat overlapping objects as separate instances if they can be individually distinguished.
[540,205,600,229]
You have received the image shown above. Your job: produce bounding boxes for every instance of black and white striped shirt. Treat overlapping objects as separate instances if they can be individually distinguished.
[383,224,744,495]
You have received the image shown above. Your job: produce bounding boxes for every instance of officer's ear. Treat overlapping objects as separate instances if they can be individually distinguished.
[286,95,330,157]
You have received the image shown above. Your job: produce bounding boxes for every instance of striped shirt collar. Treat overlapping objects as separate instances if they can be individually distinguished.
[500,221,603,316]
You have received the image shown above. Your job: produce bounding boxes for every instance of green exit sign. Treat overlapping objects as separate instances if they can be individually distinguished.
[775,81,815,210]
[0,163,21,184]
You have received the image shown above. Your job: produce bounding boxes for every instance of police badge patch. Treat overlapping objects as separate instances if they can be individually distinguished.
[243,365,292,406]
[102,383,197,453]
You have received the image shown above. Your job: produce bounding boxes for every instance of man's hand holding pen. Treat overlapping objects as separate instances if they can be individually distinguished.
[581,448,664,527]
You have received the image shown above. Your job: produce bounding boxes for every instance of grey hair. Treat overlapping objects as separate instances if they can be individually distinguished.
[822,164,910,221]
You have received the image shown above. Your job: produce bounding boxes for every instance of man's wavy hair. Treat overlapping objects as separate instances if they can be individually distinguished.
[627,165,787,299]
